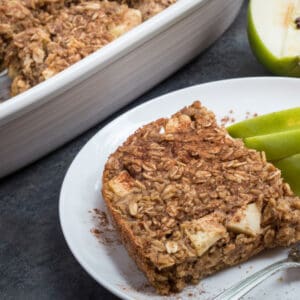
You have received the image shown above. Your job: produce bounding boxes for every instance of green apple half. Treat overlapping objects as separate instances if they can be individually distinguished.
[248,0,300,76]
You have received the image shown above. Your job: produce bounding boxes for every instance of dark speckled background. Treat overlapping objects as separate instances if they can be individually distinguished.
[0,2,270,299]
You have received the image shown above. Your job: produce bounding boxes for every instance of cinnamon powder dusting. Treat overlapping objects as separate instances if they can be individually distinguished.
[90,208,121,246]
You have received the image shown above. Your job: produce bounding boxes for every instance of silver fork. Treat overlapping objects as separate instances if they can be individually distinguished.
[214,243,300,300]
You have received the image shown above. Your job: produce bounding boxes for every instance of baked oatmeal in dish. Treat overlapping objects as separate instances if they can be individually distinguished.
[0,0,176,96]
[102,101,300,295]
[116,0,177,20]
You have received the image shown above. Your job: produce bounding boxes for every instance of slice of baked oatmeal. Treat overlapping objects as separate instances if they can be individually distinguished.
[102,101,300,295]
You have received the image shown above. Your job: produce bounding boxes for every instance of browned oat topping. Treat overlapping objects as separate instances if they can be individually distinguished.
[102,101,300,294]
[116,0,176,20]
[0,0,176,96]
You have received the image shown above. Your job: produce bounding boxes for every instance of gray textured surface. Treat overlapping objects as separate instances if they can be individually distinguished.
[0,2,270,300]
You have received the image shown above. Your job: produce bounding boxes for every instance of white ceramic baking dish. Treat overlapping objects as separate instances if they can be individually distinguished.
[0,0,243,178]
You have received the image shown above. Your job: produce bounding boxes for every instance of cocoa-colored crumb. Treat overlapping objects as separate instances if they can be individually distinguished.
[93,208,109,227]
[90,208,122,246]
[220,116,230,127]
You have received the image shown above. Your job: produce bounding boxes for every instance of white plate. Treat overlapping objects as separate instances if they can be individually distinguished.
[60,77,300,300]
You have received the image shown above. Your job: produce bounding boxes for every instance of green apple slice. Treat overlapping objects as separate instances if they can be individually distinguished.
[274,154,300,196]
[244,128,300,161]
[248,0,300,76]
[227,107,300,138]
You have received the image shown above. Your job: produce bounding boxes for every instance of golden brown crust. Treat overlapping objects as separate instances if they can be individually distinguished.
[102,101,300,294]
[116,0,176,20]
